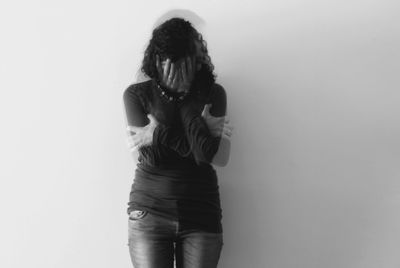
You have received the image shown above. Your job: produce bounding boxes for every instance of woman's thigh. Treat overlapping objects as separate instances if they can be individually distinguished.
[175,230,224,268]
[127,210,176,268]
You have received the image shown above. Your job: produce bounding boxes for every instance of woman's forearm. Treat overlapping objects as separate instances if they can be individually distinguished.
[180,112,222,165]
[211,137,231,167]
[152,123,192,158]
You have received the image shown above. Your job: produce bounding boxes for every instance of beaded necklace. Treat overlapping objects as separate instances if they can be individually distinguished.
[155,81,189,102]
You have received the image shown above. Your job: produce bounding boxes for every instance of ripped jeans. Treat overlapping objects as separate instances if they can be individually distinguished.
[127,210,224,268]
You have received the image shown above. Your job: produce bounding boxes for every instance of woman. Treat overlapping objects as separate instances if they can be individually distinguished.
[123,17,234,268]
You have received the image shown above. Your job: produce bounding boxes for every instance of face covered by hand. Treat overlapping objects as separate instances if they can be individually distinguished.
[156,55,198,94]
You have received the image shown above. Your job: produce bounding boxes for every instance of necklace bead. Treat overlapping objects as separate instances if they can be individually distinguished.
[156,82,189,102]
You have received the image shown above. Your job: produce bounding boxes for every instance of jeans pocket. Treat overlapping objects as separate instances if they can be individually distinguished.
[129,210,148,220]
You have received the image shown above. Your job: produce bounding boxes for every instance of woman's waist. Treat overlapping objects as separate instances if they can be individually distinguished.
[131,179,220,200]
[136,162,216,179]
[133,164,219,195]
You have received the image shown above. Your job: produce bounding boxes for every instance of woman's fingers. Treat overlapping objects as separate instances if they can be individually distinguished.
[126,126,147,147]
[155,55,163,77]
[171,68,180,89]
[127,134,145,150]
[126,129,134,137]
[167,62,176,85]
[224,125,234,135]
[156,55,200,91]
[186,57,194,76]
[201,104,212,117]
[181,59,187,81]
[180,66,186,86]
[223,125,233,137]
[127,134,139,145]
[222,130,231,138]
[164,58,171,81]
[221,131,231,140]
[127,125,142,134]
[147,114,159,126]
[127,125,151,136]
[126,138,137,151]
[128,139,140,152]
[126,123,156,152]
[212,127,232,140]
[210,122,233,138]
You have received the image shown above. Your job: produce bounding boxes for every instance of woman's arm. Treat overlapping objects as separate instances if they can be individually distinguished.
[123,84,231,166]
[123,85,192,158]
[148,55,231,165]
[123,87,151,161]
[123,87,149,128]
[207,85,231,167]
[179,84,231,166]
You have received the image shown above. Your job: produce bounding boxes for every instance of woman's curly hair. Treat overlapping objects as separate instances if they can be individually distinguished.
[140,17,217,96]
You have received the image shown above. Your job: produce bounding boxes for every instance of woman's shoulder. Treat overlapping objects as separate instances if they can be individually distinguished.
[124,79,153,95]
[195,82,225,101]
[123,79,155,104]
[208,82,226,101]
[211,82,225,94]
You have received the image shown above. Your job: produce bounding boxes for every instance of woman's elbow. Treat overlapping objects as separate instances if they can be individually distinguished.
[193,138,231,166]
[212,157,229,167]
[211,138,231,167]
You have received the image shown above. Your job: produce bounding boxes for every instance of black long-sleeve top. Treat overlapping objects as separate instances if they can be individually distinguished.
[123,78,227,233]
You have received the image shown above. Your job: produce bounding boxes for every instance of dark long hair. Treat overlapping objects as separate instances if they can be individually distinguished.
[140,17,217,97]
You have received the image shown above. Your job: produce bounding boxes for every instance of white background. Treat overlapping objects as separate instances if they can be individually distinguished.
[1,1,400,267]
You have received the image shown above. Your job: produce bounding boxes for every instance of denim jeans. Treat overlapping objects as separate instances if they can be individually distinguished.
[127,209,224,268]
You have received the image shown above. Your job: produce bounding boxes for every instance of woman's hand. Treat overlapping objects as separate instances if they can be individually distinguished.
[155,54,196,93]
[201,104,234,139]
[179,55,196,92]
[126,114,159,152]
[155,55,182,91]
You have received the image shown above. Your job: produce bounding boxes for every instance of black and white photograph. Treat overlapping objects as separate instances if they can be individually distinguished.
[1,1,399,267]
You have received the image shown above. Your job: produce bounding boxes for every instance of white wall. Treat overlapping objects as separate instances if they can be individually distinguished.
[1,1,399,267]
